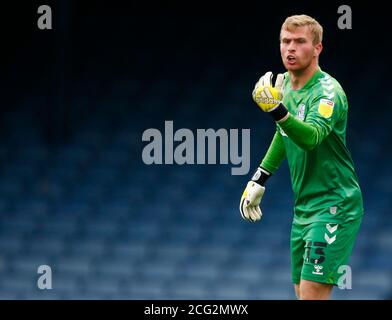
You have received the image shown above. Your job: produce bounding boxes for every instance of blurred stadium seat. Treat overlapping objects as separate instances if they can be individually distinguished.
[1,3,391,300]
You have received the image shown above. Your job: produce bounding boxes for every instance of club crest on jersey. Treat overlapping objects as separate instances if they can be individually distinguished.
[318,99,334,118]
[296,104,306,121]
[329,206,337,215]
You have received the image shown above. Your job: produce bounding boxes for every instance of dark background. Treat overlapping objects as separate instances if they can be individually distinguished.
[0,0,391,299]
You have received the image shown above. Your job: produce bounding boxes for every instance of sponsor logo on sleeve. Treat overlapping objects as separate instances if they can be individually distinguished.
[318,99,334,118]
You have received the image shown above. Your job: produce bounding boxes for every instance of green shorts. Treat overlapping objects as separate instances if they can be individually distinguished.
[291,217,362,285]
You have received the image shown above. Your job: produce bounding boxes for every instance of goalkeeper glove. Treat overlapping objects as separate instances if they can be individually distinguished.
[252,71,288,121]
[239,167,271,222]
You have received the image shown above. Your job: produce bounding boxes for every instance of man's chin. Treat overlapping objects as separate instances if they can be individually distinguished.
[285,64,303,72]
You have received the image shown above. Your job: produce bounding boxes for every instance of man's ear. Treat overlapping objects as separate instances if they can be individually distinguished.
[314,42,323,57]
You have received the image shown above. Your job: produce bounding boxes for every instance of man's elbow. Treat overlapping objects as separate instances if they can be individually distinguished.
[301,142,317,151]
[295,142,315,151]
[300,130,319,151]
[296,136,319,151]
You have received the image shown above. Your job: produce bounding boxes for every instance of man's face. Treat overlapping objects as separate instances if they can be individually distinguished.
[280,26,321,72]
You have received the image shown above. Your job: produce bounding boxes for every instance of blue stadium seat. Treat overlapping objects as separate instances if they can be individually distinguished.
[1,26,391,300]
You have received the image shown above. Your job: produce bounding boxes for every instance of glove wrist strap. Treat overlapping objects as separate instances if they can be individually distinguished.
[269,103,288,121]
[251,167,271,186]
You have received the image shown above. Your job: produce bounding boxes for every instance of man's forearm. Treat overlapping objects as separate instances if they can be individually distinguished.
[277,113,319,151]
[260,131,286,174]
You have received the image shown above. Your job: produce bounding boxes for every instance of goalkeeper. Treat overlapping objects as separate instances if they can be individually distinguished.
[240,15,363,300]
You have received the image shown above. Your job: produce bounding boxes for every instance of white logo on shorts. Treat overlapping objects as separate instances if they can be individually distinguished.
[312,265,324,275]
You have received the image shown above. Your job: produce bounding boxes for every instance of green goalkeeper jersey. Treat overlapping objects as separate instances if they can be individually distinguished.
[262,68,364,225]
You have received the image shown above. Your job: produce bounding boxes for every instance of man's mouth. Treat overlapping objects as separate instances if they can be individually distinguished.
[287,55,296,64]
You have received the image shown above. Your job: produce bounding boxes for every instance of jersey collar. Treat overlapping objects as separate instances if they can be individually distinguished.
[287,67,323,92]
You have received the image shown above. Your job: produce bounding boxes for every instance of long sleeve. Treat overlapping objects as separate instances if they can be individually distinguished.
[278,94,346,151]
[260,131,286,174]
[277,115,319,151]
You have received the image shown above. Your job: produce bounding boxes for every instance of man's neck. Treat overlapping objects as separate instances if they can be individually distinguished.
[289,63,319,90]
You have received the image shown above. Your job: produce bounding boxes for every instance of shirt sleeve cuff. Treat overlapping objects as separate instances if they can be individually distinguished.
[269,103,288,122]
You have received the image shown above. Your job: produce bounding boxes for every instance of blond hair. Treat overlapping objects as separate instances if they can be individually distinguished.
[280,15,323,44]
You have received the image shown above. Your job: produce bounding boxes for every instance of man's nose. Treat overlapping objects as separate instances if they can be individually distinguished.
[288,43,296,52]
